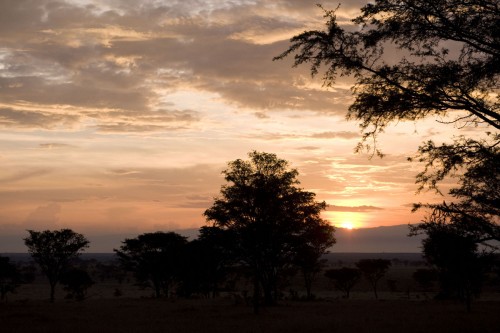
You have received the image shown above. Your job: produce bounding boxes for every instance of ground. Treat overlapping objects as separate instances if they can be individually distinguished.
[1,297,499,333]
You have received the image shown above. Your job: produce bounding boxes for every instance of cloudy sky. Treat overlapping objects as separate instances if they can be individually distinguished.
[0,0,462,243]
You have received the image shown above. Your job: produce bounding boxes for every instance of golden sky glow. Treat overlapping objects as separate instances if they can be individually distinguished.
[0,0,472,243]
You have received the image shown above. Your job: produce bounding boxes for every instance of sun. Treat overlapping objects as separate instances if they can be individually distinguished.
[340,221,355,230]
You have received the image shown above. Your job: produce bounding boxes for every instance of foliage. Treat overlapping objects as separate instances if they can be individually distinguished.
[0,256,20,301]
[60,268,94,301]
[324,267,361,298]
[411,135,500,243]
[412,268,438,292]
[276,0,499,244]
[24,229,89,302]
[178,226,235,298]
[204,151,335,313]
[417,222,495,311]
[115,231,187,298]
[275,0,499,145]
[294,221,335,299]
[356,259,391,299]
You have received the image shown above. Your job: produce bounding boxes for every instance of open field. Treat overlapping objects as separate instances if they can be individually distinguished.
[1,298,500,333]
[3,253,498,332]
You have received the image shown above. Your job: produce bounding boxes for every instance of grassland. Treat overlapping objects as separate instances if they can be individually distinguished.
[2,253,498,332]
[2,297,500,333]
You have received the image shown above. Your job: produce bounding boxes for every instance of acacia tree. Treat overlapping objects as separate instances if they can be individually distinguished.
[24,229,89,302]
[60,268,94,301]
[294,221,335,299]
[325,267,362,298]
[356,259,391,299]
[204,151,335,313]
[0,256,20,301]
[115,232,187,298]
[275,0,499,242]
[178,226,235,298]
[420,222,494,312]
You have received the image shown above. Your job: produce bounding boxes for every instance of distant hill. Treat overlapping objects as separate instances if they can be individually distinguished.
[0,224,423,254]
[333,225,423,253]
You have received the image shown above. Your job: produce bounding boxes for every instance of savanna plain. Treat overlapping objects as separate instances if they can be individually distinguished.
[1,254,499,333]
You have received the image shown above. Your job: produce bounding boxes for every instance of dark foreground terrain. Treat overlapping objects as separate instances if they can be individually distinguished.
[1,298,499,333]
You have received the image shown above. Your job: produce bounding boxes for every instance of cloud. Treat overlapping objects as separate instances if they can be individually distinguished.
[0,169,52,184]
[327,205,385,212]
[0,107,80,129]
[0,0,358,136]
[246,130,359,141]
[39,143,77,149]
[311,131,360,139]
[24,203,61,229]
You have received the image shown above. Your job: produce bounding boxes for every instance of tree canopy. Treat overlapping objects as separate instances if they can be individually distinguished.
[275,0,499,143]
[24,229,89,302]
[276,0,499,245]
[204,151,335,312]
[419,222,494,311]
[114,231,187,298]
[356,259,391,299]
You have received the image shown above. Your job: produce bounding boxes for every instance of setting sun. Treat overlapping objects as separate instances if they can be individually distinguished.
[340,221,355,230]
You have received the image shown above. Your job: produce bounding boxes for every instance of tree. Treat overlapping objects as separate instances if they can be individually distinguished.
[294,221,335,299]
[0,256,20,301]
[114,231,187,298]
[411,137,500,243]
[60,268,94,301]
[324,267,361,298]
[204,151,335,313]
[177,227,235,298]
[179,226,235,298]
[412,268,438,292]
[24,229,89,302]
[275,0,499,241]
[418,222,494,311]
[356,259,391,299]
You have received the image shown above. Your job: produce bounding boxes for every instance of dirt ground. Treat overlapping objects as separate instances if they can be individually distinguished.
[1,297,500,333]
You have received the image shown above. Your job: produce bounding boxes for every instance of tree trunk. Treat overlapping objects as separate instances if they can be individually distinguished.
[50,282,56,303]
[253,273,260,314]
[304,271,313,300]
[372,282,378,299]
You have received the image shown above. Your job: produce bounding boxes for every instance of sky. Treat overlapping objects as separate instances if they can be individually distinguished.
[0,0,471,246]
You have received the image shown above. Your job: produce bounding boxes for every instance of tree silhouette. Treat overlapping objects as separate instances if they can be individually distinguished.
[294,221,335,299]
[324,267,361,299]
[178,226,234,298]
[24,229,89,302]
[204,151,334,313]
[356,259,391,299]
[276,0,499,242]
[275,0,499,141]
[0,256,20,301]
[412,268,438,292]
[115,231,187,298]
[60,268,94,301]
[411,139,500,244]
[420,223,494,311]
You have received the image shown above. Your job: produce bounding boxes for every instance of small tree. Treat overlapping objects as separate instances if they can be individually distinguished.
[24,229,89,302]
[115,231,187,298]
[294,222,335,299]
[178,226,234,298]
[324,267,361,299]
[60,268,94,301]
[356,259,391,299]
[0,256,20,301]
[420,223,494,311]
[413,268,438,292]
